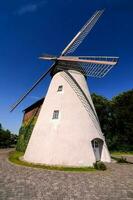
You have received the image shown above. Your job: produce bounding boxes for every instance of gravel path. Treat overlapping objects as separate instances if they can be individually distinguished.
[0,149,133,200]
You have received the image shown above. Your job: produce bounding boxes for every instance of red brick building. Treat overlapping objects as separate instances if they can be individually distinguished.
[22,98,44,124]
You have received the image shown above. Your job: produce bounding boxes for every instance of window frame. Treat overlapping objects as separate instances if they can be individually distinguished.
[52,110,59,119]
[57,85,63,92]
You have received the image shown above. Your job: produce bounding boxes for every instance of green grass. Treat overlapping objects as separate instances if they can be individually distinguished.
[111,151,133,164]
[111,151,133,156]
[9,151,96,172]
[111,156,133,164]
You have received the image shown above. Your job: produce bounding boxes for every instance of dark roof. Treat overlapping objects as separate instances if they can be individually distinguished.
[23,98,45,112]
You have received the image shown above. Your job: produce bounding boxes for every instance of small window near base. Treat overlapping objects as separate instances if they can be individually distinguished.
[52,110,59,119]
[57,85,63,92]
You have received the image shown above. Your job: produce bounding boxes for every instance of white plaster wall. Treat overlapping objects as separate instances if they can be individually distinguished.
[24,70,111,166]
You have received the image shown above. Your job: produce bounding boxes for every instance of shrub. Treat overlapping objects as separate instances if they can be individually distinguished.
[93,161,107,170]
[117,156,127,163]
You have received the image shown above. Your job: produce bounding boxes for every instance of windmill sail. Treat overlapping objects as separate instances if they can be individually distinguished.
[61,10,104,56]
[10,64,55,112]
[57,56,119,78]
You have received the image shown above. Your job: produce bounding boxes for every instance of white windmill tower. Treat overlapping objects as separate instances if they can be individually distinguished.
[11,10,119,166]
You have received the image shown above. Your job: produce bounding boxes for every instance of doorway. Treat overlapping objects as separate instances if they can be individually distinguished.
[91,138,103,161]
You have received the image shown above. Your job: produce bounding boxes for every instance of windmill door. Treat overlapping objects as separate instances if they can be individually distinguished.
[92,139,100,161]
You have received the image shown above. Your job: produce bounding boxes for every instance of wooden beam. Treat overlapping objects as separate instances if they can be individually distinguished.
[57,56,117,65]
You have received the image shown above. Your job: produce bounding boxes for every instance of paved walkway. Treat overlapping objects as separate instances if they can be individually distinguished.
[0,149,133,200]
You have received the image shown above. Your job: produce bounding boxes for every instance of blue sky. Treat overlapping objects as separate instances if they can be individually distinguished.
[0,0,133,133]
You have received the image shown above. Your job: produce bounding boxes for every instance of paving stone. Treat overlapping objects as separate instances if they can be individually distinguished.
[0,149,133,200]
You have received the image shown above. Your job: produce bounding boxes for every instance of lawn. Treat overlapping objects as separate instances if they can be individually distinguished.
[9,151,96,172]
[111,151,133,156]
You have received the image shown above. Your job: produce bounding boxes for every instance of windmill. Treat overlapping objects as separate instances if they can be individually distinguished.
[11,10,119,166]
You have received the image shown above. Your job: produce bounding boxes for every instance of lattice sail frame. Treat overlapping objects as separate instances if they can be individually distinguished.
[40,9,119,78]
[61,10,104,56]
[55,56,119,78]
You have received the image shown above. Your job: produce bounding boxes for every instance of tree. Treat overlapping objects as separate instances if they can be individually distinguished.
[91,93,115,149]
[92,90,133,151]
[0,123,2,130]
[111,89,133,151]
[0,124,18,148]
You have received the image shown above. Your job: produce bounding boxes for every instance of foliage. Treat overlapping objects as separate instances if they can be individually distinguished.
[16,117,37,152]
[111,151,133,155]
[117,156,127,163]
[92,89,133,151]
[0,123,18,148]
[9,151,96,172]
[91,93,112,136]
[111,90,133,151]
[93,161,107,170]
[111,155,133,164]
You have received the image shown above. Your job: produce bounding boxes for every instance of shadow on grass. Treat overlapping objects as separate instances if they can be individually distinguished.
[111,156,133,164]
[9,151,96,172]
[111,151,133,156]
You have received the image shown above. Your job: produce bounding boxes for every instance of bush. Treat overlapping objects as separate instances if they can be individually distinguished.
[117,156,127,163]
[93,161,107,170]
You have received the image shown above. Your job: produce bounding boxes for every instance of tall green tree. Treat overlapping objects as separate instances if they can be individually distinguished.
[92,90,133,151]
[111,89,133,151]
[0,123,18,148]
[91,93,111,134]
[91,93,115,149]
